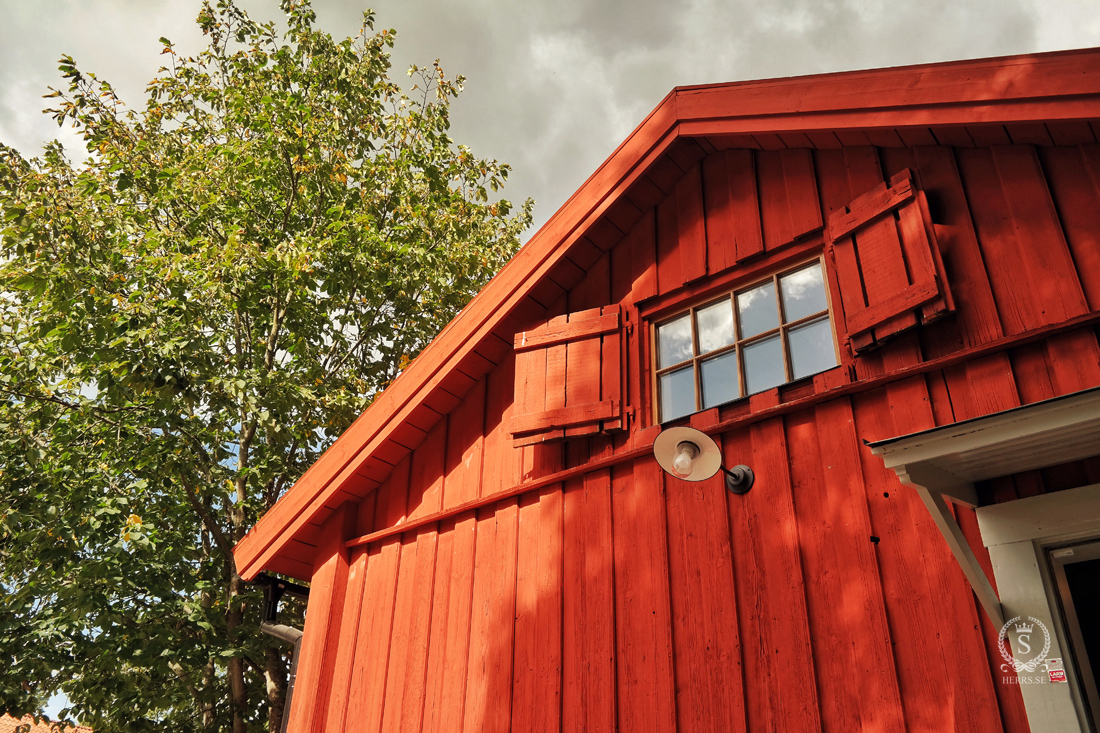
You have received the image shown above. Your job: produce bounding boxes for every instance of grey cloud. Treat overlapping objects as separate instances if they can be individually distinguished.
[0,0,1090,238]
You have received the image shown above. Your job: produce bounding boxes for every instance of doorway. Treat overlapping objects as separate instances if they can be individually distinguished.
[1050,540,1100,733]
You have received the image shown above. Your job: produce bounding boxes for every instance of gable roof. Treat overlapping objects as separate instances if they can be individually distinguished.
[233,47,1100,582]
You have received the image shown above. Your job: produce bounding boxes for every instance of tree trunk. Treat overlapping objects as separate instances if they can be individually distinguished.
[227,570,247,733]
[266,645,288,732]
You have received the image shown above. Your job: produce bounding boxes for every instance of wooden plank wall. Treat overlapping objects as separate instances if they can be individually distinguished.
[297,141,1100,731]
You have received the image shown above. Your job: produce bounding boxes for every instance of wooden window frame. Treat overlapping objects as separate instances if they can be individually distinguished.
[649,255,840,423]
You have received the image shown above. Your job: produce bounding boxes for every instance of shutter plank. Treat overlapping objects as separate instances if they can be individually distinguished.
[851,214,918,342]
[827,234,873,352]
[514,341,548,445]
[543,314,568,442]
[565,307,604,438]
[895,189,951,323]
[862,211,919,341]
[600,305,623,432]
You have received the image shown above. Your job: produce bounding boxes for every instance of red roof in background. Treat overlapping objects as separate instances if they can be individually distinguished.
[232,47,1100,582]
[0,715,91,733]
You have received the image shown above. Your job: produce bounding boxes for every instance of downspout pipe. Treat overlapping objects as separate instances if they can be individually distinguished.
[254,574,310,733]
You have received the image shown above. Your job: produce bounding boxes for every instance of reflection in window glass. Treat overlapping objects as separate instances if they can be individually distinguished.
[737,281,779,338]
[743,336,784,395]
[696,300,735,354]
[780,263,828,322]
[700,351,739,409]
[659,367,695,422]
[788,316,837,380]
[658,314,692,368]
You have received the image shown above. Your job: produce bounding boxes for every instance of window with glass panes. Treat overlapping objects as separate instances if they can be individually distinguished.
[654,259,837,422]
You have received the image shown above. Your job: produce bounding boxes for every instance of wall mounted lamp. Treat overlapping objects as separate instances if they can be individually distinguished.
[653,426,755,494]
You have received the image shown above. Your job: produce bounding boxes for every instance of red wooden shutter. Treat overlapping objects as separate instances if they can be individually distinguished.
[826,169,954,352]
[510,305,623,446]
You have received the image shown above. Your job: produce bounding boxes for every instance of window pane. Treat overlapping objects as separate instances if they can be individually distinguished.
[788,316,837,380]
[780,263,828,322]
[696,299,735,354]
[700,350,740,408]
[743,335,784,395]
[737,281,779,339]
[658,314,693,368]
[659,366,695,422]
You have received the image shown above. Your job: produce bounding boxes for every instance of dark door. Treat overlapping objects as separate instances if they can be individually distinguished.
[1051,540,1100,732]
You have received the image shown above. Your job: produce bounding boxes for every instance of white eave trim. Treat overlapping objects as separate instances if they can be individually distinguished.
[867,386,1100,629]
[870,386,1100,483]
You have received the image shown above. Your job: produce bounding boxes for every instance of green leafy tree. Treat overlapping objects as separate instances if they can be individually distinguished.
[0,2,531,730]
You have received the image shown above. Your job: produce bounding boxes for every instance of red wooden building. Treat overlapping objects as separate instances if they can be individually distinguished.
[234,49,1100,732]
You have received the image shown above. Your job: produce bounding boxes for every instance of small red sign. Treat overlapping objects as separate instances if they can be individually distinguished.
[1049,669,1067,683]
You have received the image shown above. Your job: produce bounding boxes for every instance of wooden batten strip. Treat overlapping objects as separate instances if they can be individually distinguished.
[346,311,1100,552]
[827,175,914,242]
[844,279,939,336]
[510,400,619,438]
[513,311,620,351]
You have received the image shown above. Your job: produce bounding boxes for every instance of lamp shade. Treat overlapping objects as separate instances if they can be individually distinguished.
[653,426,723,482]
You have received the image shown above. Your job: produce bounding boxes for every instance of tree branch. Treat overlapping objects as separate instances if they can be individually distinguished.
[179,479,234,562]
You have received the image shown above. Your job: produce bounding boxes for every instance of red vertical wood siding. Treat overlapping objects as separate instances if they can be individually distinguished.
[664,445,745,731]
[291,139,1100,731]
[562,470,616,731]
[511,486,563,732]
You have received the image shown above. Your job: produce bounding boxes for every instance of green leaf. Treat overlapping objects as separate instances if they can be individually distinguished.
[0,1,532,730]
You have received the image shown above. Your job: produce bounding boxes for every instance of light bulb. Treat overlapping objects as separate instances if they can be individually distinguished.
[672,442,699,478]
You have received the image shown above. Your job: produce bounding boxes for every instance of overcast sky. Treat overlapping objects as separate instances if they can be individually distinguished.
[2,0,1099,238]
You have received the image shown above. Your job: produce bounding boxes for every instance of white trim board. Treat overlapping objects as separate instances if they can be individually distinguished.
[871,387,1100,482]
[977,484,1100,733]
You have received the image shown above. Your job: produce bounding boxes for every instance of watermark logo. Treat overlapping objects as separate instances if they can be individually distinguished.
[998,616,1051,679]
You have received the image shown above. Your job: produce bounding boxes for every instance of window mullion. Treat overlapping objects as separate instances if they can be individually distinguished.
[654,259,836,423]
[690,307,701,412]
[773,273,792,383]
